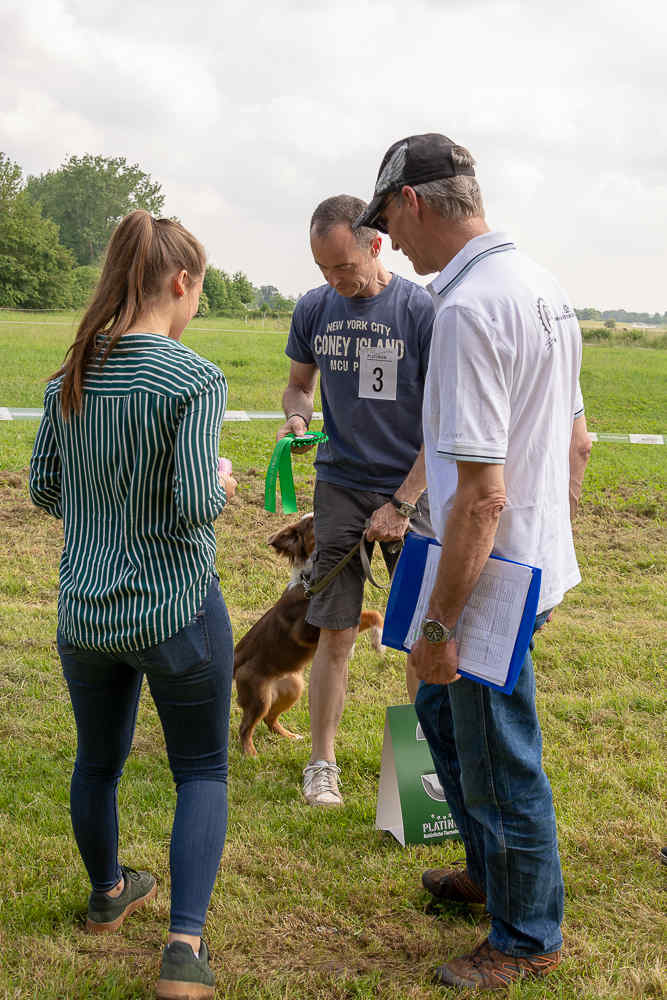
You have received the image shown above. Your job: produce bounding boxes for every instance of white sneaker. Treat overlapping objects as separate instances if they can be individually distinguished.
[302,760,343,806]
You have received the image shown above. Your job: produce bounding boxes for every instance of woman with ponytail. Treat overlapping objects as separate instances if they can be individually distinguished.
[30,210,236,998]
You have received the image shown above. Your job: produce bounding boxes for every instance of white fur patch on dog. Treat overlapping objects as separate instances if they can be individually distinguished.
[370,625,385,654]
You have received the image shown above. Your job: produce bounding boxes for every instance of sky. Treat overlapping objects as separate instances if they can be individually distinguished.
[2,0,666,312]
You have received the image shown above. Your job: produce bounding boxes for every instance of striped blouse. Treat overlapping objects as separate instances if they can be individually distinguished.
[29,333,228,651]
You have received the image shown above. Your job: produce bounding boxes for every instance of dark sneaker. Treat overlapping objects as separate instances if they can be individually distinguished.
[86,865,157,933]
[422,866,486,905]
[434,938,561,991]
[156,939,215,999]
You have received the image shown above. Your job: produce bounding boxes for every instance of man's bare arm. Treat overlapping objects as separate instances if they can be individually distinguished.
[410,461,506,685]
[394,445,427,505]
[366,446,427,542]
[277,360,319,442]
[569,413,592,520]
[427,462,506,627]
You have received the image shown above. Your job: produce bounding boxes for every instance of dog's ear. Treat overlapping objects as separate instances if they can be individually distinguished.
[268,516,315,566]
[268,523,299,559]
[302,515,315,553]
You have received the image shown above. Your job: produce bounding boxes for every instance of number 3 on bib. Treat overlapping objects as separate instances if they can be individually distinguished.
[359,345,398,401]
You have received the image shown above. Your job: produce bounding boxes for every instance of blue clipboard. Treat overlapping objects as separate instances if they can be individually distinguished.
[383,532,542,695]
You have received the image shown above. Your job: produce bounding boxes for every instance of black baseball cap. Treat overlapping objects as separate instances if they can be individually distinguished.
[354,133,475,233]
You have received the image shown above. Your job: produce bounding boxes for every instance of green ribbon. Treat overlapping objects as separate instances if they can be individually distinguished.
[264,432,328,514]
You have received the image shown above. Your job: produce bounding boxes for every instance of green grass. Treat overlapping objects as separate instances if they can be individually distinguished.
[579,320,667,349]
[0,315,665,998]
[579,349,667,435]
[1,312,666,432]
[0,312,294,411]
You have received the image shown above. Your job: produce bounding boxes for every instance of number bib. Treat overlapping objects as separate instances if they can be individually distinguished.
[358,345,398,401]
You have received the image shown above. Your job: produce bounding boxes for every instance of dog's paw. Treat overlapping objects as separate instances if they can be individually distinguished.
[370,626,385,654]
[281,729,303,741]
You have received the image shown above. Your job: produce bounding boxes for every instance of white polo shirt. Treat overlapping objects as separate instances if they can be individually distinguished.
[423,231,585,614]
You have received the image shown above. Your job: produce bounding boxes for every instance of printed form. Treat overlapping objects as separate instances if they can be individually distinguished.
[405,547,533,686]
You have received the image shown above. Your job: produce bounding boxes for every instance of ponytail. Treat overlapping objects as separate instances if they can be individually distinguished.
[54,211,206,418]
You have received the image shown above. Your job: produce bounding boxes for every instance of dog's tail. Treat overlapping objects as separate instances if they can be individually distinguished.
[359,609,385,654]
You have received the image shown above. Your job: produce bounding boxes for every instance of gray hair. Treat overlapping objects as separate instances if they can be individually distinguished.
[310,194,377,247]
[413,146,484,221]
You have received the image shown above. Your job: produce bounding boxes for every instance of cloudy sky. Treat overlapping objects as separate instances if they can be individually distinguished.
[2,0,666,311]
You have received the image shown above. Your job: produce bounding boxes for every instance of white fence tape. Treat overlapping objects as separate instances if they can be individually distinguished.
[1,407,324,424]
[0,408,662,441]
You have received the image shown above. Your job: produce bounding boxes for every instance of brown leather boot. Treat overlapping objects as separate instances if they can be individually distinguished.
[434,938,562,990]
[422,866,486,904]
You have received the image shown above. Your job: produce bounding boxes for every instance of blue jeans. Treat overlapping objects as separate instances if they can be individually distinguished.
[57,577,234,936]
[414,611,563,956]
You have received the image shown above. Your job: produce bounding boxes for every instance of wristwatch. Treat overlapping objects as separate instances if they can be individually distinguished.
[390,494,417,519]
[421,618,455,644]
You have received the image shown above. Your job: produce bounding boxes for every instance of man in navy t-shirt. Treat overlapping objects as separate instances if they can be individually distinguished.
[277,194,435,807]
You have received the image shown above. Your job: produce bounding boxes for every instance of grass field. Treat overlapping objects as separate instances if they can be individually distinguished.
[578,320,667,349]
[0,315,665,999]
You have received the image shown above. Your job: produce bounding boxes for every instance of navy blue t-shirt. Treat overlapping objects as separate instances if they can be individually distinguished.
[286,274,434,493]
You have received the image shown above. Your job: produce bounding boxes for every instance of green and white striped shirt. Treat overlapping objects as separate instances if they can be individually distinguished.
[30,333,228,651]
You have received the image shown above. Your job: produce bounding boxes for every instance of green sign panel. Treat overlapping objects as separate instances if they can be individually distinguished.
[376,704,460,845]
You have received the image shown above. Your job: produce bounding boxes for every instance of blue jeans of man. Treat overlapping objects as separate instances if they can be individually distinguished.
[57,577,233,936]
[414,611,563,956]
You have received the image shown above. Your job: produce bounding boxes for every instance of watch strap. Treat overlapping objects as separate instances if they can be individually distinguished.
[390,494,417,518]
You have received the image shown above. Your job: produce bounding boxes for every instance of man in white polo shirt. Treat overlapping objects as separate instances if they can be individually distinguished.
[355,134,592,991]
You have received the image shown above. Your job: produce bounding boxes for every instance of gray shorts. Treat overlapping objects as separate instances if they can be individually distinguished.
[306,479,434,631]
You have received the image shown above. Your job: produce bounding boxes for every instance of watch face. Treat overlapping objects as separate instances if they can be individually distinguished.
[396,501,416,518]
[422,619,446,643]
[391,496,416,518]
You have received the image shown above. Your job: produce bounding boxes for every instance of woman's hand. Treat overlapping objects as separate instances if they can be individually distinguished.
[219,473,238,498]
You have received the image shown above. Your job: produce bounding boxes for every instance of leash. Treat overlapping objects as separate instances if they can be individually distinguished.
[264,434,400,595]
[304,522,400,597]
[264,432,328,514]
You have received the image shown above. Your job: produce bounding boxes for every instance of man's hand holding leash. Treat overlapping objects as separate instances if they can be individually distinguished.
[365,502,411,543]
[366,445,427,545]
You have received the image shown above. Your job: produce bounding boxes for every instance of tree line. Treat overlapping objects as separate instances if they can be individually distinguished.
[3,150,661,323]
[0,152,296,317]
[576,307,666,326]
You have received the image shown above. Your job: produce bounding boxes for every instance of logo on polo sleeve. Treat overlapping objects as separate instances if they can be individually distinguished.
[537,298,557,351]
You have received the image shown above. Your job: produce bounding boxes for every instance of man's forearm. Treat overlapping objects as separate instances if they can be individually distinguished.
[282,385,314,426]
[569,414,592,520]
[393,446,426,505]
[427,489,503,628]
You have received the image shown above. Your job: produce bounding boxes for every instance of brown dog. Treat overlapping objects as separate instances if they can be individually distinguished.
[233,514,384,755]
